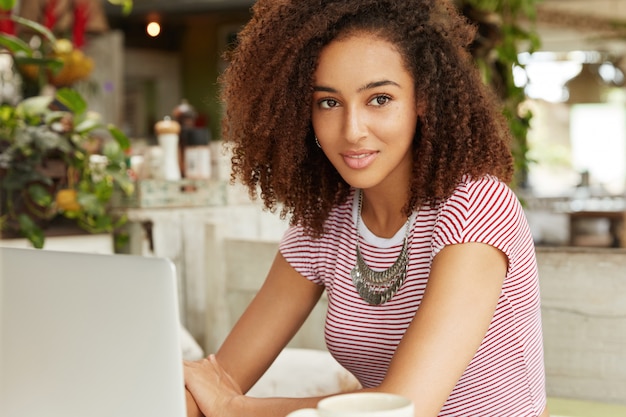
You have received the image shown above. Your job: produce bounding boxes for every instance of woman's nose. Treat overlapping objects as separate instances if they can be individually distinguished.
[343,107,367,144]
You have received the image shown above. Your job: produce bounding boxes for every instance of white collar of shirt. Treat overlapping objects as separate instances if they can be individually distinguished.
[351,190,417,248]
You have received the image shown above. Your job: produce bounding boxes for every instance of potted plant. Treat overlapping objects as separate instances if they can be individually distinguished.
[0,0,134,249]
[0,87,134,248]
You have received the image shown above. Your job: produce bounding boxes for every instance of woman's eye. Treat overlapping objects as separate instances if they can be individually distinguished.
[369,95,391,106]
[319,99,339,109]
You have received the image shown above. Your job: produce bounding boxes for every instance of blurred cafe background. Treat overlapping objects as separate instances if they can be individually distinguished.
[3,0,626,250]
[80,0,626,250]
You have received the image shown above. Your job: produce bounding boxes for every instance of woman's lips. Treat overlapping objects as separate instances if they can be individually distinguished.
[342,151,378,169]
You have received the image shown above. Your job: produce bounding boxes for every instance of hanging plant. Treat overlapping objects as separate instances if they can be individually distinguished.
[0,0,132,92]
[455,0,542,188]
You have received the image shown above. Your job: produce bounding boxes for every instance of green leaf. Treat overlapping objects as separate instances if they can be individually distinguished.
[17,214,45,249]
[107,124,131,150]
[13,56,64,72]
[121,1,133,14]
[77,192,105,216]
[94,177,114,200]
[0,33,32,55]
[55,88,87,115]
[44,110,69,124]
[107,0,133,15]
[27,184,53,207]
[61,210,79,219]
[101,139,122,161]
[75,118,101,134]
[110,171,135,195]
[114,230,130,252]
[528,32,542,52]
[16,96,53,118]
[0,0,16,11]
[10,15,56,44]
[94,217,113,232]
[0,103,16,123]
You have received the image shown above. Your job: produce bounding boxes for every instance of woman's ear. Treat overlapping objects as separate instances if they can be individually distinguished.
[415,100,427,117]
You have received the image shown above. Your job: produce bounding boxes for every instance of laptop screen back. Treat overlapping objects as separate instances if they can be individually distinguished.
[0,247,186,417]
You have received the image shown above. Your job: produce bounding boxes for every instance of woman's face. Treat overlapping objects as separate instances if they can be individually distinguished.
[311,32,419,192]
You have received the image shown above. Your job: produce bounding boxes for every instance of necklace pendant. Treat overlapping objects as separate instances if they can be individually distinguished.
[350,243,409,305]
[352,190,411,305]
[351,261,408,305]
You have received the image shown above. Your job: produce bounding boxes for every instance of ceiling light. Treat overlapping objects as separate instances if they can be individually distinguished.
[147,21,161,37]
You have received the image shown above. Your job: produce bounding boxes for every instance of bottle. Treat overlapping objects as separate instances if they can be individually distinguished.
[173,99,198,178]
[173,99,197,129]
[183,128,211,179]
[154,116,182,181]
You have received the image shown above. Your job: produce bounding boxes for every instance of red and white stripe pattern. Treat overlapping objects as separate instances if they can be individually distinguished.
[280,176,546,416]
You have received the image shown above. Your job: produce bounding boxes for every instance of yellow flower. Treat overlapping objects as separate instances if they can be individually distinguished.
[55,189,81,212]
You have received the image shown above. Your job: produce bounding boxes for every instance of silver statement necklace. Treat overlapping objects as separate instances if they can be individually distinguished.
[350,191,411,305]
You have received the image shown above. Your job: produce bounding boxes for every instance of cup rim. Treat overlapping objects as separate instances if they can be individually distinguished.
[318,392,413,412]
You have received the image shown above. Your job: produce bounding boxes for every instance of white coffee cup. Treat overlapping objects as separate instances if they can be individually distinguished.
[286,392,414,417]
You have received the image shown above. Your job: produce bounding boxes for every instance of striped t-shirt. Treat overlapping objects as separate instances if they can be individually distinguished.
[279,176,546,416]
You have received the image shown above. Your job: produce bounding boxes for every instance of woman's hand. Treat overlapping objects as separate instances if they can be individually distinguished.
[185,388,203,417]
[184,354,245,417]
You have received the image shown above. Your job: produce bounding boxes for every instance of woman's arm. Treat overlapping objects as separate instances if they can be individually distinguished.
[216,250,325,392]
[185,250,327,416]
[379,242,507,416]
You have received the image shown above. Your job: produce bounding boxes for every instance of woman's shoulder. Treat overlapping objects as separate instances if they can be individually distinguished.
[430,175,531,253]
[447,175,518,205]
[456,174,513,191]
[434,174,523,229]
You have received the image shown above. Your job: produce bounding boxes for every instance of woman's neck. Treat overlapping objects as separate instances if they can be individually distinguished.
[359,188,410,239]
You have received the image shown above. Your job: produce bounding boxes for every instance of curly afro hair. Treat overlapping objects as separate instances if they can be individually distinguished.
[220,0,514,237]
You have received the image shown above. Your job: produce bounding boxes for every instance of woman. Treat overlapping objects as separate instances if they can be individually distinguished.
[184,1,548,416]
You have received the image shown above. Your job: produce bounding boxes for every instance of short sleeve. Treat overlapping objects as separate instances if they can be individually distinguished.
[279,225,324,285]
[431,177,528,260]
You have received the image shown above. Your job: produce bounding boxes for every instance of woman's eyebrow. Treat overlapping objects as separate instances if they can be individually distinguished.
[358,80,400,92]
[313,85,337,93]
[313,80,401,94]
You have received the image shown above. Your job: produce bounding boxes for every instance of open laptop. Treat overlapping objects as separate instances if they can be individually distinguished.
[0,247,187,417]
